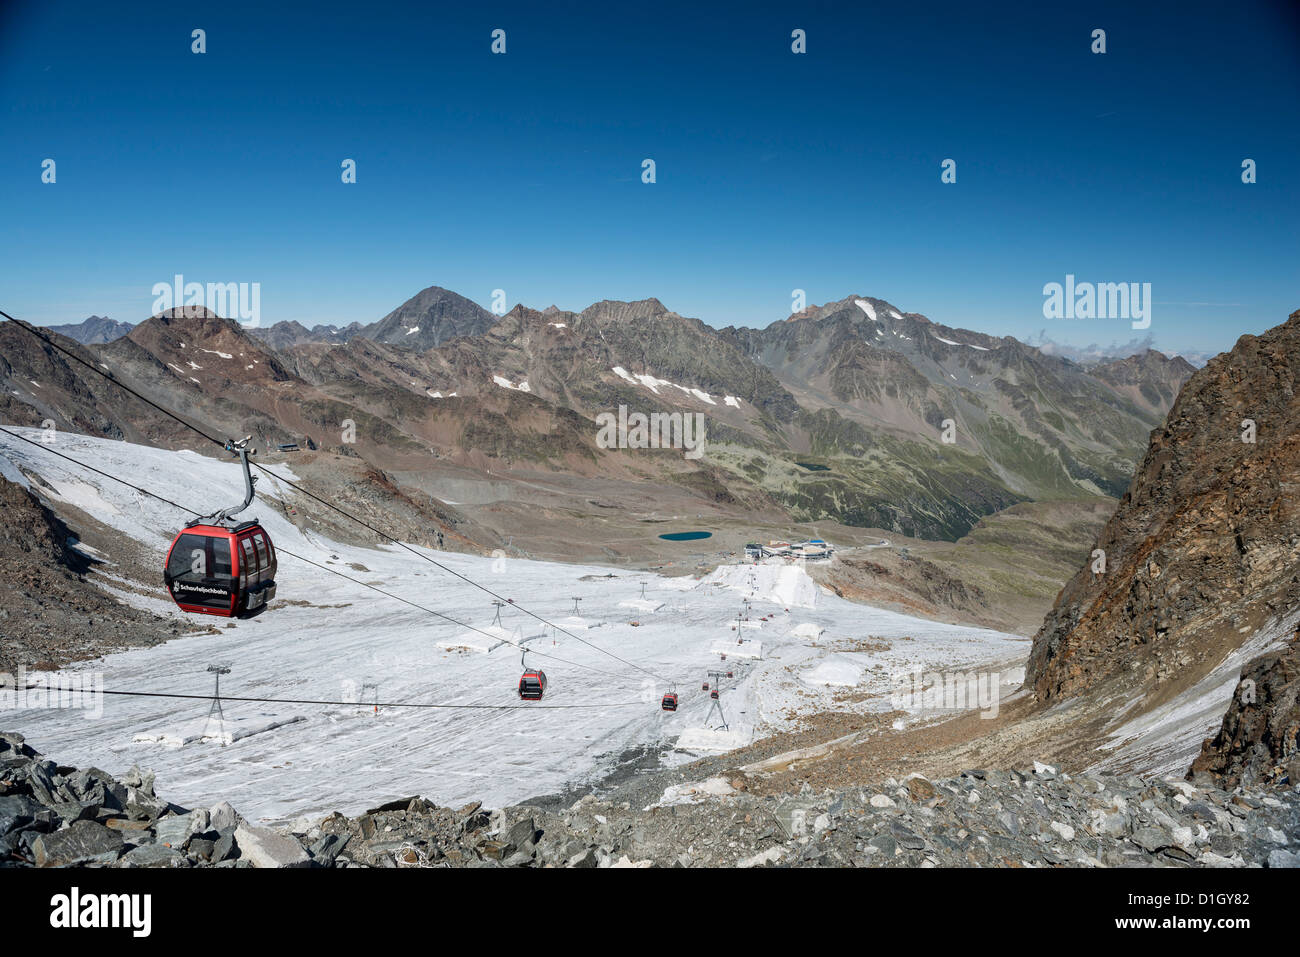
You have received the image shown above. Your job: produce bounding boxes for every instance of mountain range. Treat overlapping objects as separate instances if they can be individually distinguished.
[38,315,135,345]
[7,290,1296,787]
[7,286,1195,561]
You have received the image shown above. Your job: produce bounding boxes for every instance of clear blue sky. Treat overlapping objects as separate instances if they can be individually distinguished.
[2,0,1297,357]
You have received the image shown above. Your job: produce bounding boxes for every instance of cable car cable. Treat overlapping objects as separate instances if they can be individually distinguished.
[0,312,228,449]
[249,458,674,683]
[4,309,668,681]
[0,426,638,683]
[270,546,633,682]
[6,685,642,711]
[2,312,674,684]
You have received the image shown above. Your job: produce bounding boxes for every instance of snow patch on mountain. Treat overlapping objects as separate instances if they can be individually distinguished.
[933,331,990,352]
[492,375,531,393]
[611,367,717,405]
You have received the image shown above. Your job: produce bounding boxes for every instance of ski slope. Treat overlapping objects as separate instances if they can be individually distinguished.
[0,429,1025,824]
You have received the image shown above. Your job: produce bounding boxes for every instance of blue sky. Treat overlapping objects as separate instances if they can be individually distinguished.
[2,0,1297,358]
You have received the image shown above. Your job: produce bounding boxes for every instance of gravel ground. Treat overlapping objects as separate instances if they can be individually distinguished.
[5,730,1297,869]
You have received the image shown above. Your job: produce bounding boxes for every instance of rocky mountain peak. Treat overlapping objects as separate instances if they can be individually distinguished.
[576,298,675,325]
[150,305,223,322]
[364,285,497,350]
[37,315,135,345]
[501,303,547,324]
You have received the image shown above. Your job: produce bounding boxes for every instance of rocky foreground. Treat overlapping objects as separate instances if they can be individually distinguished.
[2,730,1297,868]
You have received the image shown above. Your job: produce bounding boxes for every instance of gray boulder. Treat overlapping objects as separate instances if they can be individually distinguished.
[1131,827,1172,853]
[504,816,538,851]
[33,820,124,867]
[208,801,240,832]
[118,843,189,868]
[154,813,196,849]
[234,822,310,868]
[212,828,238,862]
[308,833,349,867]
[0,794,46,835]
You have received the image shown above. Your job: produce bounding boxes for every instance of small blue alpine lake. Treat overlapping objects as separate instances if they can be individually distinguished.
[657,531,713,542]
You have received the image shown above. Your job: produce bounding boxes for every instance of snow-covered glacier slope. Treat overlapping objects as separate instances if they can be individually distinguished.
[0,429,1024,823]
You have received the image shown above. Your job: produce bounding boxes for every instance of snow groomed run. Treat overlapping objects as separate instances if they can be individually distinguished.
[0,428,1024,824]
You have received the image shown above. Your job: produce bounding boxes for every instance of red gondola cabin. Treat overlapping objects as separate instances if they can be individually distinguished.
[518,669,547,700]
[164,520,277,617]
[661,692,678,712]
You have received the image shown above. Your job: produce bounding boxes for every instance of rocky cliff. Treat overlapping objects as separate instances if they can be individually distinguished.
[1028,310,1300,705]
[1190,631,1300,789]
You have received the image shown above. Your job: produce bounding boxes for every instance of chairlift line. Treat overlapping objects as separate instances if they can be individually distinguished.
[0,426,634,684]
[2,310,674,687]
[0,312,229,449]
[248,451,673,683]
[7,684,640,711]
